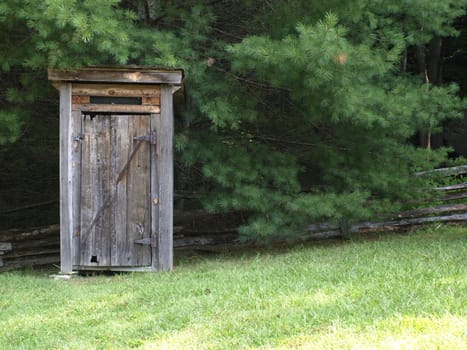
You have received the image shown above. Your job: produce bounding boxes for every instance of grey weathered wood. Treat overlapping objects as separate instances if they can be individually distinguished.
[174,233,238,248]
[0,225,60,242]
[150,113,160,271]
[0,255,60,272]
[441,192,467,201]
[351,212,467,233]
[396,203,467,219]
[127,115,152,266]
[78,114,153,268]
[307,222,338,233]
[416,165,467,177]
[155,86,174,271]
[73,104,160,114]
[78,116,103,265]
[435,182,467,191]
[48,67,183,85]
[110,115,152,267]
[59,83,73,273]
[302,213,467,240]
[71,111,82,266]
[95,116,111,266]
[2,247,60,259]
[80,114,106,266]
[0,200,58,214]
[111,116,129,266]
[2,238,57,253]
[0,242,12,251]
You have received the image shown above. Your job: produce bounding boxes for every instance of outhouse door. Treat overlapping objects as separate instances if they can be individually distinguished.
[78,113,154,268]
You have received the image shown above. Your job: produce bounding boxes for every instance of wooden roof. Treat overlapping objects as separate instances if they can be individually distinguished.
[48,66,184,85]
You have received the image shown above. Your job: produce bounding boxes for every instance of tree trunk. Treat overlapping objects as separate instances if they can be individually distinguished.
[415,45,429,83]
[427,37,443,85]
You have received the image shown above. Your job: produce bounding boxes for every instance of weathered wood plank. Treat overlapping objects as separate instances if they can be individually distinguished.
[73,104,160,114]
[80,115,111,266]
[95,116,112,266]
[351,212,467,233]
[2,247,60,259]
[0,200,58,214]
[2,239,57,251]
[0,242,12,251]
[72,84,161,97]
[71,111,82,266]
[0,254,60,272]
[435,182,467,191]
[126,115,152,266]
[48,68,183,85]
[110,116,129,266]
[115,116,132,266]
[416,165,467,177]
[396,203,467,219]
[0,225,60,242]
[150,113,160,271]
[441,192,467,201]
[79,115,94,266]
[59,83,73,273]
[174,233,238,248]
[155,86,174,271]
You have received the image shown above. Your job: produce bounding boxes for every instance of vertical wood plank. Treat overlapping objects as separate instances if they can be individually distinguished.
[80,115,112,266]
[150,113,160,270]
[79,115,97,266]
[156,86,175,271]
[59,83,73,273]
[111,115,151,267]
[111,116,130,266]
[110,116,129,266]
[71,110,82,267]
[94,116,112,266]
[126,115,151,266]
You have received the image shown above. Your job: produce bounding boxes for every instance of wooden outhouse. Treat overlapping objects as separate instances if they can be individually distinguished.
[48,66,183,273]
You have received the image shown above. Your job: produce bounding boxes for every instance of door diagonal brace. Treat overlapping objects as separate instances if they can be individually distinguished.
[82,131,156,238]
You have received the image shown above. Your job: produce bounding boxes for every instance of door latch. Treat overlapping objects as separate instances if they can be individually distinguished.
[134,237,157,247]
[133,132,156,145]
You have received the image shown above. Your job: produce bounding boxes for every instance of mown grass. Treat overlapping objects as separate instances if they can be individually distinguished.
[0,227,465,349]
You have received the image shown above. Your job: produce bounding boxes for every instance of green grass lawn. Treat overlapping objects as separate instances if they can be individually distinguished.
[0,227,466,350]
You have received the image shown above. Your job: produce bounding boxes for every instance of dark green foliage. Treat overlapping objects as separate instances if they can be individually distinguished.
[0,0,137,143]
[0,0,466,238]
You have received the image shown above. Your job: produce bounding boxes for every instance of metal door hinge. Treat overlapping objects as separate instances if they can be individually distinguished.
[133,132,156,145]
[134,237,157,247]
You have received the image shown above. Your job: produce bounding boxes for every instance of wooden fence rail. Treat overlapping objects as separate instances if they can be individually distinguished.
[1,165,466,272]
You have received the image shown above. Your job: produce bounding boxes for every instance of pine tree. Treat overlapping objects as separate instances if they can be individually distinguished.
[0,0,466,237]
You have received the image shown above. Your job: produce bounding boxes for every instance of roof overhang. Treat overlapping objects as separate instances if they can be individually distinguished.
[48,65,184,85]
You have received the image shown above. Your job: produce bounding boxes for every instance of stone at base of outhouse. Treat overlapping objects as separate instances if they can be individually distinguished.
[49,271,79,280]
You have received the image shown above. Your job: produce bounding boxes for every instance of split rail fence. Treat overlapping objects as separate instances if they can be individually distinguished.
[1,165,466,272]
